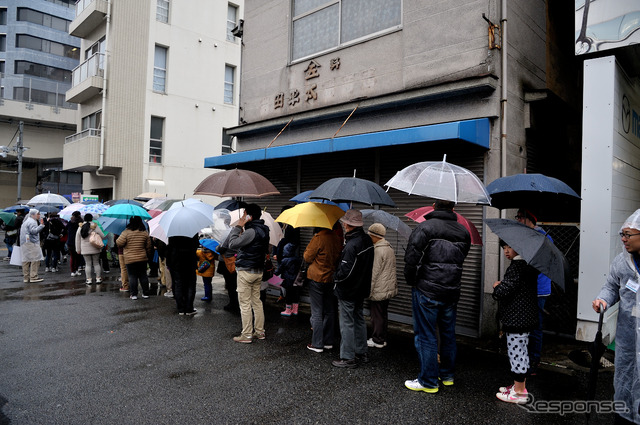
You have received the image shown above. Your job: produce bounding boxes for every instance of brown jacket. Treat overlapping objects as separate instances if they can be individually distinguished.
[303,229,342,283]
[116,229,152,265]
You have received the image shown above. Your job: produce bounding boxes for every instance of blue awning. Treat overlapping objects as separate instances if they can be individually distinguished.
[204,118,489,168]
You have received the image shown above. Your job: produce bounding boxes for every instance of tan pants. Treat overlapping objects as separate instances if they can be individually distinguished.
[119,254,129,290]
[237,270,265,338]
[159,257,172,291]
[22,261,40,282]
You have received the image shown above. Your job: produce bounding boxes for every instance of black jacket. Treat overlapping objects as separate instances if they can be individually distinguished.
[492,259,539,333]
[404,209,471,303]
[230,219,270,270]
[334,227,374,301]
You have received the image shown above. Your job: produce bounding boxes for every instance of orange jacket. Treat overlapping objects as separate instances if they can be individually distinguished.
[196,248,217,277]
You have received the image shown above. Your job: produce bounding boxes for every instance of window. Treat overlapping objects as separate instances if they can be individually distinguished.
[157,0,169,23]
[0,8,7,25]
[291,0,401,61]
[153,45,167,93]
[16,34,80,59]
[85,37,106,68]
[150,117,164,164]
[15,61,72,83]
[221,132,234,154]
[0,34,5,52]
[81,111,102,131]
[224,65,234,104]
[227,4,238,41]
[0,61,4,74]
[17,8,70,32]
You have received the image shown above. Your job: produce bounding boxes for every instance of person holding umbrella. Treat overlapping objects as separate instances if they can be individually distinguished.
[75,214,105,284]
[404,200,470,392]
[20,209,45,283]
[332,209,374,368]
[117,216,153,300]
[224,203,270,342]
[515,208,553,374]
[42,211,65,273]
[493,240,539,404]
[592,209,640,425]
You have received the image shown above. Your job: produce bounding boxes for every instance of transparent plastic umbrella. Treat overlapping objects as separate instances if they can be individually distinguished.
[385,155,491,205]
[229,209,283,246]
[27,192,70,207]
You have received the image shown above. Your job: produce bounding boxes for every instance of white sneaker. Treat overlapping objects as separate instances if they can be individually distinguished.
[71,271,78,277]
[404,379,438,393]
[367,338,387,348]
[164,291,173,298]
[45,267,51,272]
[51,268,59,272]
[496,388,529,404]
[86,279,92,285]
[130,295,138,300]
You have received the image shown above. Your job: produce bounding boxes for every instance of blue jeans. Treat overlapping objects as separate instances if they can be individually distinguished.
[411,288,457,388]
[338,298,367,360]
[528,296,547,363]
[309,280,336,349]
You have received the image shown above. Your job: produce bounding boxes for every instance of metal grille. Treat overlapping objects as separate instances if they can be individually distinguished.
[538,223,580,336]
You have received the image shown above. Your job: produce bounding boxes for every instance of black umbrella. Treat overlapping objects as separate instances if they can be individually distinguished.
[587,309,606,401]
[485,218,571,290]
[309,177,396,208]
[214,199,247,211]
[34,204,61,214]
[104,199,144,207]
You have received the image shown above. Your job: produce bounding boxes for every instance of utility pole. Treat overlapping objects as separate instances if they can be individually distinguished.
[16,121,23,201]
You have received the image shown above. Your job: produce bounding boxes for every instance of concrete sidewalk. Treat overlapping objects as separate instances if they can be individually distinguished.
[0,251,617,424]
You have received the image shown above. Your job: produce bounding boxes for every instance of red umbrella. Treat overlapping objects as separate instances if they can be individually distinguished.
[405,206,482,245]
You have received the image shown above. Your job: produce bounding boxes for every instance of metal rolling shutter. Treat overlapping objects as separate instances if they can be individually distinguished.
[244,144,485,337]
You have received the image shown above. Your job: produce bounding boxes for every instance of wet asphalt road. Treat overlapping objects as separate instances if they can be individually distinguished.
[0,256,616,424]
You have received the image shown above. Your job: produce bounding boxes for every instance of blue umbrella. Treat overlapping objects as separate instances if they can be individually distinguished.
[98,216,148,235]
[4,205,30,213]
[199,239,220,254]
[486,174,580,209]
[102,204,151,220]
[290,190,350,211]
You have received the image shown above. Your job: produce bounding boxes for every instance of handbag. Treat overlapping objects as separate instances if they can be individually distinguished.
[89,231,104,249]
[197,260,211,273]
[293,263,308,287]
[223,256,236,274]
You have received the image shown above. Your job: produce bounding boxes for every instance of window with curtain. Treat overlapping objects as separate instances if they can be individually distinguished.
[227,4,238,41]
[224,65,234,104]
[153,45,167,93]
[157,0,169,23]
[291,0,401,61]
[150,117,164,164]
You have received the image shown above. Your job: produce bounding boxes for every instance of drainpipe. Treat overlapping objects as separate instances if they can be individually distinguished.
[95,0,117,198]
[500,0,508,183]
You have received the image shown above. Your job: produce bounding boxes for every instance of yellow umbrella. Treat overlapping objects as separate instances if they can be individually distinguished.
[276,202,345,229]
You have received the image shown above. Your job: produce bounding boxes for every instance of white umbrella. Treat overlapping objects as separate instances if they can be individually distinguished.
[148,212,169,243]
[157,203,215,240]
[230,208,283,246]
[385,155,491,205]
[28,192,71,207]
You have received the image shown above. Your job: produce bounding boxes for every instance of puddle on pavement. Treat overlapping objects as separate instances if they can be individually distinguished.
[0,281,159,301]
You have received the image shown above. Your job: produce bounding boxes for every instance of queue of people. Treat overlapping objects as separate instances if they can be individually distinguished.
[2,200,637,423]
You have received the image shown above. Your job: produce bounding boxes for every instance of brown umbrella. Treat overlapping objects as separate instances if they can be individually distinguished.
[193,169,280,198]
[134,192,165,201]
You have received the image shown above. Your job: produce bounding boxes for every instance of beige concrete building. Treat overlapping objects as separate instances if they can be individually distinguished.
[63,0,243,200]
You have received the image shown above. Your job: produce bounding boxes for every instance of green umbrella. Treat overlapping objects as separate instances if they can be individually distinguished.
[0,211,16,226]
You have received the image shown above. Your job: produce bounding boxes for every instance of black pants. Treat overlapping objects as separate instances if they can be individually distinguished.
[171,267,196,313]
[370,299,389,344]
[126,261,150,297]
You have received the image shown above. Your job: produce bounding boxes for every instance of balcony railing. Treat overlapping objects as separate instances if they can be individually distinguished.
[0,73,77,110]
[65,128,101,144]
[71,52,104,87]
[75,0,95,17]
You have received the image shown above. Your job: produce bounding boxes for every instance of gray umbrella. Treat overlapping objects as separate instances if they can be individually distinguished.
[361,209,411,240]
[309,177,396,207]
[485,218,571,290]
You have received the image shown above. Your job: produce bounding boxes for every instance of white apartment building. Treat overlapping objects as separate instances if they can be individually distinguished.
[63,0,243,200]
